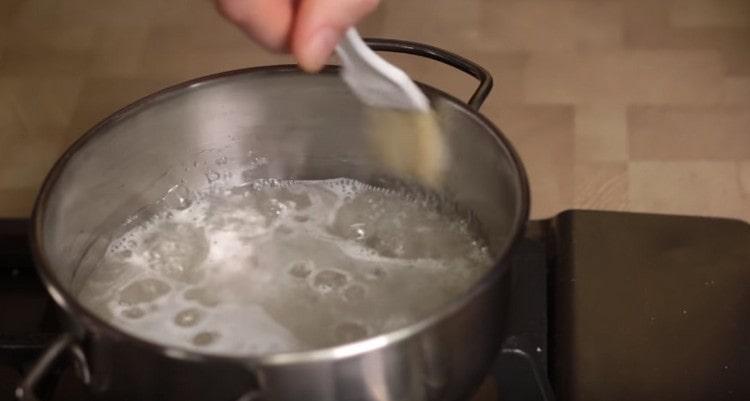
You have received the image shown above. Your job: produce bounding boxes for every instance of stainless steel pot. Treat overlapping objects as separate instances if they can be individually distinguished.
[20,39,529,401]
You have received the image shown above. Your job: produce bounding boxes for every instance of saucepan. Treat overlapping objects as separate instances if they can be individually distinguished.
[18,39,530,401]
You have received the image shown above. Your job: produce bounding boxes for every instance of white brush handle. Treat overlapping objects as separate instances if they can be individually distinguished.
[335,28,430,111]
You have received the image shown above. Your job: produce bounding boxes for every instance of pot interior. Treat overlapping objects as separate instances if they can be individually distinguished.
[35,68,527,330]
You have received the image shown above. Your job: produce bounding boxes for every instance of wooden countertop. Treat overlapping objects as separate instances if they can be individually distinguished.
[1,0,748,221]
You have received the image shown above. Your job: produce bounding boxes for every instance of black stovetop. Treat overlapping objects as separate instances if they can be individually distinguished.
[1,211,749,401]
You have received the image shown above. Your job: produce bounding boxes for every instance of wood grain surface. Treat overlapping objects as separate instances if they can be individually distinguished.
[1,0,749,221]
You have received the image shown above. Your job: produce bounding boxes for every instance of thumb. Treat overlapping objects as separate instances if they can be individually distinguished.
[292,0,380,72]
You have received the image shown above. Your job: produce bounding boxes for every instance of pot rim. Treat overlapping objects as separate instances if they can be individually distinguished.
[30,64,531,367]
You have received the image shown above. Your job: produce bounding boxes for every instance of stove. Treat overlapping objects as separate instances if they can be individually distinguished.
[1,211,749,401]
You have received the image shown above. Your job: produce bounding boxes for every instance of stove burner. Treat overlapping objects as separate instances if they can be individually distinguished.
[1,211,749,401]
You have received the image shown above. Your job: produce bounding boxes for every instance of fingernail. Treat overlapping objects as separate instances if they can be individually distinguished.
[299,27,339,72]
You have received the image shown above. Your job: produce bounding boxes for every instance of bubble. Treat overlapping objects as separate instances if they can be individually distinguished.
[122,307,146,319]
[364,236,397,258]
[206,170,220,184]
[251,157,268,169]
[275,188,312,210]
[164,185,193,210]
[114,249,133,259]
[184,287,220,308]
[192,331,220,346]
[334,322,368,343]
[142,222,209,283]
[215,156,228,165]
[119,278,171,305]
[255,196,289,221]
[288,261,313,279]
[350,223,366,241]
[174,308,203,327]
[312,270,348,293]
[342,284,366,302]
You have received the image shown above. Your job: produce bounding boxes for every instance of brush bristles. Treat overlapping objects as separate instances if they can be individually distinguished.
[366,108,448,189]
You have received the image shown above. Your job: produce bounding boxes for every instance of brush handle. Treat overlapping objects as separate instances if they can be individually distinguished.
[336,29,431,111]
[363,38,494,110]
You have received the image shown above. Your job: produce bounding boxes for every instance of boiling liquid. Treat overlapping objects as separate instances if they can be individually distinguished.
[78,178,493,355]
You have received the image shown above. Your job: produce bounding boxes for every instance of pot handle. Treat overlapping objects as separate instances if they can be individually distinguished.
[16,333,91,401]
[364,38,493,110]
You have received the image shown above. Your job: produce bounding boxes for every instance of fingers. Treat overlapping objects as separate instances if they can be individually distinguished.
[292,0,380,72]
[215,0,381,71]
[215,0,295,51]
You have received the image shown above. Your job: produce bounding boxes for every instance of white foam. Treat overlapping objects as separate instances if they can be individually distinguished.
[78,178,492,355]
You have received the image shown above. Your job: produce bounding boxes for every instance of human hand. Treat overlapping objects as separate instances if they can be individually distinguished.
[215,0,380,72]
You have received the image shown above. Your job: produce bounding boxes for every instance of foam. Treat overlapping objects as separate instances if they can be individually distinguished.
[78,178,492,355]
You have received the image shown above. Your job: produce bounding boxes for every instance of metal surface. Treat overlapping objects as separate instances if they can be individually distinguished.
[364,38,493,110]
[16,333,78,401]
[27,39,530,401]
